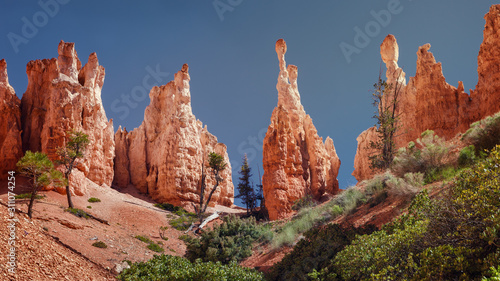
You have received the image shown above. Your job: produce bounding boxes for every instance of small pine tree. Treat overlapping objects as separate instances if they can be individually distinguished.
[196,152,227,223]
[16,151,65,218]
[369,72,403,171]
[56,130,90,209]
[235,154,257,215]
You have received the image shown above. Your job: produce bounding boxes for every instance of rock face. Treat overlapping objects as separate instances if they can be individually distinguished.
[0,60,22,179]
[113,64,234,209]
[353,5,500,181]
[21,41,115,195]
[262,39,341,220]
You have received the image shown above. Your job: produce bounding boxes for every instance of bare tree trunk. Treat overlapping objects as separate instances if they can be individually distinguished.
[27,192,36,219]
[66,184,74,209]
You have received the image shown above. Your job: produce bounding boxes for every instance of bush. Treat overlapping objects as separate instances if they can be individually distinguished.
[87,197,101,203]
[462,112,500,152]
[14,193,44,200]
[458,145,477,167]
[291,194,317,211]
[92,241,107,248]
[147,242,164,253]
[168,209,198,231]
[155,202,183,212]
[118,254,264,281]
[385,172,423,196]
[267,223,376,281]
[391,130,451,183]
[65,207,89,219]
[185,215,270,264]
[135,235,153,244]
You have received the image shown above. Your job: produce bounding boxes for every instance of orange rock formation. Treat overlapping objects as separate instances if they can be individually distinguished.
[353,5,500,181]
[263,39,341,220]
[20,41,115,194]
[113,64,234,209]
[0,59,22,179]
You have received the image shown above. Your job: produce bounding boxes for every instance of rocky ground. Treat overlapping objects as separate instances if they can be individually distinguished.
[0,178,245,280]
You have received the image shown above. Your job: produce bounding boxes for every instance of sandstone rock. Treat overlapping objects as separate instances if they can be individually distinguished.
[263,39,341,220]
[0,59,22,179]
[353,6,500,181]
[20,40,115,194]
[113,64,234,209]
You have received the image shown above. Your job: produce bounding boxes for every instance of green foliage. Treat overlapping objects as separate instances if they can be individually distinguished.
[291,194,317,211]
[86,205,91,209]
[208,152,227,172]
[168,209,198,231]
[135,235,153,244]
[118,254,264,281]
[483,266,500,281]
[147,242,164,253]
[462,112,500,152]
[185,215,270,264]
[92,241,107,248]
[267,224,376,281]
[235,154,258,214]
[65,207,89,219]
[459,145,478,166]
[369,77,402,171]
[391,130,451,183]
[87,197,101,203]
[155,202,183,212]
[14,193,44,199]
[17,151,65,218]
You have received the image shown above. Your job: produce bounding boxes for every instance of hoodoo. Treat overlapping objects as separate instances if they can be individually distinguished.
[262,39,341,220]
[113,64,234,209]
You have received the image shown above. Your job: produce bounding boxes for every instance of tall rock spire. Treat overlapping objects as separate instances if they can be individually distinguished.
[263,39,341,220]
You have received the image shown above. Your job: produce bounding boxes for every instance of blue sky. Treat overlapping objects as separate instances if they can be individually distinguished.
[1,1,494,206]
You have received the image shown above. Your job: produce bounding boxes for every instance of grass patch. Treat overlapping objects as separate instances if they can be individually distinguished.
[65,207,89,219]
[168,209,198,231]
[14,193,44,200]
[135,235,153,244]
[92,241,107,248]
[147,242,164,253]
[87,197,101,203]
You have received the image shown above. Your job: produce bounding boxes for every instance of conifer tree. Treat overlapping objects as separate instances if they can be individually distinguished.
[236,154,257,215]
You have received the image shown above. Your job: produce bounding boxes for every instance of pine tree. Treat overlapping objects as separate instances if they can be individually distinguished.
[56,130,90,209]
[16,151,65,218]
[236,154,257,215]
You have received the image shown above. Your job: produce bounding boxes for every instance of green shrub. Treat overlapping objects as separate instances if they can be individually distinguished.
[135,235,153,244]
[86,205,91,209]
[185,215,270,264]
[65,207,89,219]
[147,242,164,253]
[118,254,264,281]
[462,112,500,152]
[14,193,44,199]
[392,130,451,183]
[155,202,183,212]
[459,145,477,167]
[168,209,198,231]
[267,223,376,281]
[87,197,101,203]
[92,241,107,248]
[386,172,423,196]
[291,194,317,211]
